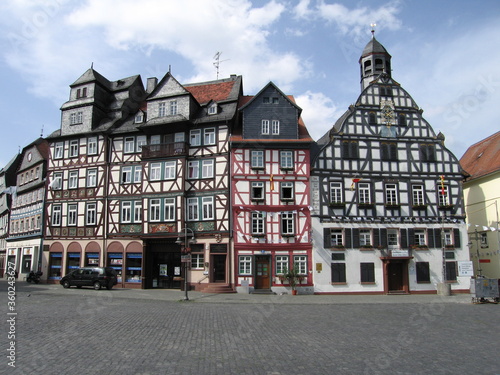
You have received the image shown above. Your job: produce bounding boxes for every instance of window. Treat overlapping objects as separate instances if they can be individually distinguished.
[330,229,343,246]
[420,144,436,162]
[272,97,279,104]
[164,198,175,221]
[68,170,78,189]
[159,102,167,117]
[164,161,176,179]
[135,112,144,123]
[480,232,488,248]
[191,253,205,269]
[385,184,398,205]
[398,114,407,126]
[263,97,270,104]
[443,229,453,247]
[124,137,135,154]
[368,112,377,125]
[52,173,63,190]
[251,212,265,235]
[202,160,214,178]
[188,161,199,180]
[70,112,83,125]
[121,201,142,223]
[360,263,375,283]
[381,142,398,161]
[412,185,425,206]
[121,166,132,184]
[342,141,359,159]
[88,137,98,155]
[137,135,147,151]
[438,185,450,206]
[149,199,161,222]
[133,201,142,223]
[293,255,307,275]
[359,229,371,246]
[415,229,427,246]
[416,262,430,283]
[281,211,295,236]
[239,256,252,275]
[204,128,216,145]
[187,198,199,221]
[330,182,343,204]
[387,229,398,247]
[52,205,62,226]
[280,151,293,169]
[150,163,162,181]
[276,256,289,275]
[87,169,97,187]
[190,130,201,146]
[331,263,346,283]
[272,120,280,135]
[251,151,264,169]
[202,197,214,220]
[68,204,77,226]
[169,100,177,116]
[133,166,142,183]
[208,104,217,115]
[280,182,294,201]
[69,140,79,157]
[86,203,96,225]
[261,120,270,135]
[251,182,264,201]
[54,142,64,159]
[358,183,371,204]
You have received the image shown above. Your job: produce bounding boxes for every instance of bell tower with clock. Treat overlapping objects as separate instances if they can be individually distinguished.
[359,28,392,91]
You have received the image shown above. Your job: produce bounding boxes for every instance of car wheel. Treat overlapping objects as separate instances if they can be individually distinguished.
[62,280,71,289]
[93,281,101,290]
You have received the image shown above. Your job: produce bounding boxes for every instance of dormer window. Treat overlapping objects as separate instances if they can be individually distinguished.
[208,103,218,115]
[70,112,83,125]
[135,112,144,123]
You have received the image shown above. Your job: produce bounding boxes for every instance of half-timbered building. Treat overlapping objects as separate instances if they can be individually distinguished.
[311,35,470,294]
[231,82,314,294]
[6,138,48,280]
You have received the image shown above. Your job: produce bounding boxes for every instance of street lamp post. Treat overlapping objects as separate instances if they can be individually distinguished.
[176,227,195,301]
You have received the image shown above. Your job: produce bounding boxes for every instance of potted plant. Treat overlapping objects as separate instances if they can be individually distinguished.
[281,265,304,295]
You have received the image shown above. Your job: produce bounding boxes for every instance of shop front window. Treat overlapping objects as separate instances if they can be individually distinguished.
[126,253,142,283]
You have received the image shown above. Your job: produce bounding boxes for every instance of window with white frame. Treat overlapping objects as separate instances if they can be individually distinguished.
[188,161,199,179]
[261,120,270,135]
[281,212,295,236]
[208,103,217,115]
[52,205,62,226]
[438,185,450,206]
[87,169,97,187]
[251,212,265,235]
[415,229,427,246]
[159,102,167,117]
[124,137,135,154]
[293,255,307,275]
[52,172,63,190]
[190,130,201,146]
[204,128,216,145]
[150,163,162,181]
[387,229,398,247]
[68,171,78,189]
[70,112,83,125]
[330,229,343,246]
[121,201,142,223]
[69,140,79,157]
[238,256,252,275]
[164,161,176,179]
[443,229,453,246]
[191,253,205,269]
[133,166,142,183]
[251,182,264,201]
[280,151,293,169]
[358,183,371,204]
[202,197,214,220]
[87,137,98,155]
[149,199,161,222]
[121,166,132,184]
[135,112,144,123]
[280,182,294,201]
[68,204,77,226]
[272,120,280,135]
[164,198,175,221]
[359,229,372,246]
[134,201,142,223]
[187,198,199,221]
[188,160,214,179]
[276,256,289,275]
[137,135,147,151]
[385,184,398,205]
[330,182,343,204]
[251,150,264,169]
[412,185,424,206]
[202,160,214,178]
[54,142,64,159]
[169,100,177,116]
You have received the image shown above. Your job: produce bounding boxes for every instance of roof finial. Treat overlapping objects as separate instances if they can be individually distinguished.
[91,62,94,70]
[370,23,376,38]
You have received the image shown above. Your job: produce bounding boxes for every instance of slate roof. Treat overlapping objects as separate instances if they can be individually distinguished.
[460,131,500,180]
[360,36,391,59]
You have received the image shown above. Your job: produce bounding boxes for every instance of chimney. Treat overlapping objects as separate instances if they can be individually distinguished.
[146,77,158,93]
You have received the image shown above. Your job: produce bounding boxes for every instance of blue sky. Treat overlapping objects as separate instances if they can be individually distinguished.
[1,0,499,167]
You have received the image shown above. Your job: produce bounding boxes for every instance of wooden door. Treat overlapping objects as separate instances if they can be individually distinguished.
[388,262,404,291]
[255,256,270,289]
[212,254,226,282]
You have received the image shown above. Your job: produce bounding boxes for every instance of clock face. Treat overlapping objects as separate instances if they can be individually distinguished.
[380,100,395,126]
[27,152,32,161]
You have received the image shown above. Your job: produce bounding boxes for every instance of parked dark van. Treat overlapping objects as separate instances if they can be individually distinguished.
[60,267,118,290]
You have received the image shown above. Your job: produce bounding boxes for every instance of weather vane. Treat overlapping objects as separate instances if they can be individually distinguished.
[370,23,376,37]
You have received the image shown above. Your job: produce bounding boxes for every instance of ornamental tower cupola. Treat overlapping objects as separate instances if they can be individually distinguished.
[359,29,392,91]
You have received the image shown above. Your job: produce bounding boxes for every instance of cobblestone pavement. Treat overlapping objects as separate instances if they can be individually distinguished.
[2,280,499,375]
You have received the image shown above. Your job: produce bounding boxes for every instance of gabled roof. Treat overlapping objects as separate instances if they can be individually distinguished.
[239,81,302,113]
[185,76,241,104]
[460,131,500,180]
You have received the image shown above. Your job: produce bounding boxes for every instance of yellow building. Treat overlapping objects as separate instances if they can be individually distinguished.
[460,131,500,278]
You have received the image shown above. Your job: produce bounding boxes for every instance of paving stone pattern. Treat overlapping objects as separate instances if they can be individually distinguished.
[2,281,500,375]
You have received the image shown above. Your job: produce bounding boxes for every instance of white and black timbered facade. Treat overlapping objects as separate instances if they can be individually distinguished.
[311,36,470,295]
[232,82,314,294]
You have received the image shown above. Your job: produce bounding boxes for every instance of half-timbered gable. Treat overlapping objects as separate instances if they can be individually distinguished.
[232,82,314,294]
[311,35,469,295]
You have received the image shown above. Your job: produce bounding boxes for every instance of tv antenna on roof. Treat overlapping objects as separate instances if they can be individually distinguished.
[213,52,229,79]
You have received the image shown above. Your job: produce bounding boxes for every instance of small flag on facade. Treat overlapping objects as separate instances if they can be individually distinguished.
[439,175,446,195]
[350,178,361,190]
[270,174,274,191]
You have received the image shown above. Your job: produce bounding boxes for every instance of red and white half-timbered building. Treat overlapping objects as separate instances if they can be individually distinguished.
[231,82,314,294]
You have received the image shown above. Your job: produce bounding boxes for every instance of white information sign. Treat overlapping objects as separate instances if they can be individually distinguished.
[458,261,474,277]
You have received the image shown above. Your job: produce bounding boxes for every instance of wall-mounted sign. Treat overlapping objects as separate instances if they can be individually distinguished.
[458,261,474,277]
[391,250,409,257]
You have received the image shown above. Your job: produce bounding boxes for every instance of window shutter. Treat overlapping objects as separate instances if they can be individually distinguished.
[323,228,331,248]
[453,228,461,247]
[352,229,360,248]
[380,228,387,248]
[400,229,408,249]
[433,229,442,248]
[408,229,415,247]
[373,229,380,247]
[344,228,352,248]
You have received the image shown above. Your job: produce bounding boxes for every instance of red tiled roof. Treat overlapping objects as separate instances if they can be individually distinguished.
[185,81,236,104]
[460,131,500,180]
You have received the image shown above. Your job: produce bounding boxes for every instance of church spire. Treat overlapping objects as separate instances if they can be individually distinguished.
[359,28,392,91]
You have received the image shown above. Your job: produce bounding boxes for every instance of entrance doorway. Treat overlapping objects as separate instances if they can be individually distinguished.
[211,254,226,282]
[255,255,271,289]
[384,259,410,294]
[145,241,182,289]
